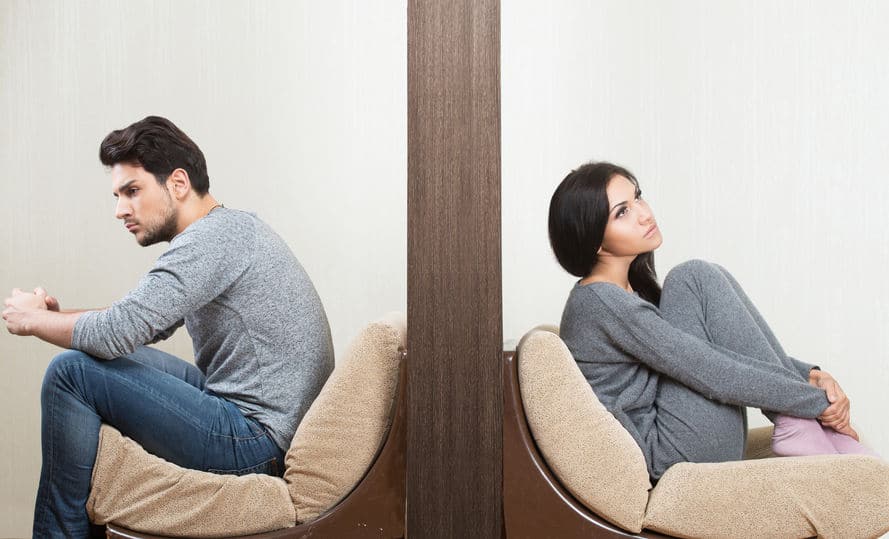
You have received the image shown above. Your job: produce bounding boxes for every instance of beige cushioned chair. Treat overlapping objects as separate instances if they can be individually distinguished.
[506,327,889,539]
[87,312,407,538]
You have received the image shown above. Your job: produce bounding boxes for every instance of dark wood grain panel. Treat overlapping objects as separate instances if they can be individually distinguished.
[407,0,502,537]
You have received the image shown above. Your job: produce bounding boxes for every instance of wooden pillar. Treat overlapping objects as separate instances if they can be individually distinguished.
[407,1,502,537]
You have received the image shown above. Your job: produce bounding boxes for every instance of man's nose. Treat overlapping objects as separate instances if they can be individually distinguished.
[115,199,131,220]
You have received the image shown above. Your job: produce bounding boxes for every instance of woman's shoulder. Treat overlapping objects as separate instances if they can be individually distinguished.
[564,282,660,340]
[561,283,649,365]
[570,280,646,309]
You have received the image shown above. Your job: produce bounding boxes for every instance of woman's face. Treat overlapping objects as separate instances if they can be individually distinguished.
[598,175,663,258]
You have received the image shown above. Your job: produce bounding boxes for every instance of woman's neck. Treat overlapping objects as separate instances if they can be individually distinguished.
[579,257,633,292]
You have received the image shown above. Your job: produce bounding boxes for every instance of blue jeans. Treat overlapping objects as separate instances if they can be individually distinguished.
[34,347,286,538]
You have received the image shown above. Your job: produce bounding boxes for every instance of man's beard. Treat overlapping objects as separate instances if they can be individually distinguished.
[138,202,179,246]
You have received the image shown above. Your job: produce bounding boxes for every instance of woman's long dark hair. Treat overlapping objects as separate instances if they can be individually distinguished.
[548,161,662,306]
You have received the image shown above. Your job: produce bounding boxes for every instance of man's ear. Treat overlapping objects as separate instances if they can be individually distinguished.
[166,169,192,200]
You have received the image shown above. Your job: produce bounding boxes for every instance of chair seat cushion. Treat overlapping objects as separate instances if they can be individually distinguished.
[87,424,295,538]
[644,454,889,538]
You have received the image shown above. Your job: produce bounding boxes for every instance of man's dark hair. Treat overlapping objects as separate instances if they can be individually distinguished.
[99,116,210,195]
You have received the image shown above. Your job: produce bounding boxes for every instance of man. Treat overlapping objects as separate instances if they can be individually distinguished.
[2,116,334,538]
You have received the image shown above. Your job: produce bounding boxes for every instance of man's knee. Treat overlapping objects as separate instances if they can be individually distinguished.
[42,350,93,393]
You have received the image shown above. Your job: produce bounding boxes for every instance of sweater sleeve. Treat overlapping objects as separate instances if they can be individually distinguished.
[147,319,185,344]
[787,356,819,380]
[72,214,255,359]
[588,286,829,418]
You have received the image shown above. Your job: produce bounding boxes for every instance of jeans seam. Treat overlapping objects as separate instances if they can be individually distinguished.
[38,367,60,533]
[207,456,277,475]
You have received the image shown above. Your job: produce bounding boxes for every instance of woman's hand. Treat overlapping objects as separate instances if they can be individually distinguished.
[810,369,858,440]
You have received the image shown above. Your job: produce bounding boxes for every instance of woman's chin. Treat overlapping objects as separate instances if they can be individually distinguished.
[650,233,663,250]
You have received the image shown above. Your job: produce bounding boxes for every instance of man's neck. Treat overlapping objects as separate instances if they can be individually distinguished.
[174,194,221,235]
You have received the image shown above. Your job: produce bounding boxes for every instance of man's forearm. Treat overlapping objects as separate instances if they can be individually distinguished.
[21,310,84,348]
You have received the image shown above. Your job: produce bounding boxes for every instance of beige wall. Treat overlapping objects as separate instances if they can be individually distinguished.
[503,1,889,453]
[0,1,406,535]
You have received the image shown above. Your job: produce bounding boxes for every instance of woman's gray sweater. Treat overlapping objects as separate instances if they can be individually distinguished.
[560,279,829,479]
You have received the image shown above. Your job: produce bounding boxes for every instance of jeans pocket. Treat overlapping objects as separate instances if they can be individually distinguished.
[208,457,278,477]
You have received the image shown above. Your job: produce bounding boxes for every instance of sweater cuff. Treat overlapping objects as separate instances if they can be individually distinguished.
[70,310,94,350]
[787,356,818,382]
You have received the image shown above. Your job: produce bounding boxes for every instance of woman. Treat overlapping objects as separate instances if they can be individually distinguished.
[548,161,875,481]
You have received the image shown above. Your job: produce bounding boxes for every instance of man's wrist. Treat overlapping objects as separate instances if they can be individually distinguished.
[27,309,80,349]
[20,311,35,336]
[23,308,51,336]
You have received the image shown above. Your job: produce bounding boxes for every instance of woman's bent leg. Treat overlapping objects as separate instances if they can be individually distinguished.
[709,265,879,455]
[650,377,748,476]
[657,260,873,457]
[659,259,804,381]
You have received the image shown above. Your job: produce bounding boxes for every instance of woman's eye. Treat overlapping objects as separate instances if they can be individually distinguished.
[616,207,628,218]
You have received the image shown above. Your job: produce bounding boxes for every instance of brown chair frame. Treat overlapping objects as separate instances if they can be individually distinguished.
[502,351,674,539]
[103,351,408,539]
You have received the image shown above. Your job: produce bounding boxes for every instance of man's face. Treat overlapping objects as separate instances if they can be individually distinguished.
[111,163,179,246]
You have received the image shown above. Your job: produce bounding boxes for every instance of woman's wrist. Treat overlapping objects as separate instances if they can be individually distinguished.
[808,366,822,385]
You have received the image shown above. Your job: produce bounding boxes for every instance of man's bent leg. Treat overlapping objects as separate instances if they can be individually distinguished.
[34,350,283,538]
[125,346,206,390]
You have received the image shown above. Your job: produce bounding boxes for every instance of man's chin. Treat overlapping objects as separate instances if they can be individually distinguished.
[135,231,175,247]
[135,234,159,247]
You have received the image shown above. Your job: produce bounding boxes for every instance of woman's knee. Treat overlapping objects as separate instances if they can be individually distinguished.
[664,259,720,287]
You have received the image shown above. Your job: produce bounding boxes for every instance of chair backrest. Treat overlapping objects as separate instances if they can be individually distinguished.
[284,312,406,523]
[517,328,652,534]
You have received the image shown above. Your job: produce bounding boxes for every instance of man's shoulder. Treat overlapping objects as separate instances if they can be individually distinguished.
[206,207,257,229]
[177,208,258,244]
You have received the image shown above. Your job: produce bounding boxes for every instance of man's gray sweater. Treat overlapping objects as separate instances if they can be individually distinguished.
[72,208,334,450]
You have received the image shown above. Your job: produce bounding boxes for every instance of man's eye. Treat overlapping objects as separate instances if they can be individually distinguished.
[128,188,138,196]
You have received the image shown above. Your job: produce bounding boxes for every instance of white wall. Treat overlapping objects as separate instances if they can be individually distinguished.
[503,1,889,454]
[4,1,888,535]
[0,1,406,535]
